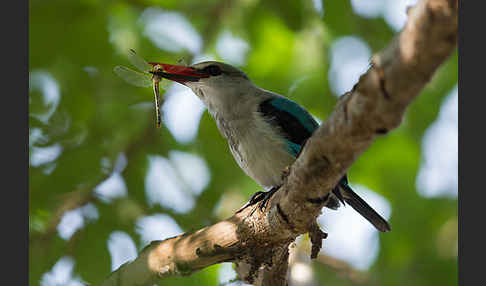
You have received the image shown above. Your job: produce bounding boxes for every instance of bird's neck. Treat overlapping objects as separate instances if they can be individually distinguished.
[204,85,266,121]
[204,86,273,141]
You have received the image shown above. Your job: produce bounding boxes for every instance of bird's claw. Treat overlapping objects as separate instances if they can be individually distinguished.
[257,187,279,211]
[236,191,265,213]
[236,186,281,213]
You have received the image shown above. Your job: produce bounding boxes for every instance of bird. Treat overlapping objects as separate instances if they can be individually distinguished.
[150,61,391,232]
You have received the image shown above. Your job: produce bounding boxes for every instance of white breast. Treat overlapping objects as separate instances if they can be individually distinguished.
[217,108,296,189]
[200,84,296,189]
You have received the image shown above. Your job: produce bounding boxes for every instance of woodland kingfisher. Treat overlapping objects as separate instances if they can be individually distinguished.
[151,61,391,232]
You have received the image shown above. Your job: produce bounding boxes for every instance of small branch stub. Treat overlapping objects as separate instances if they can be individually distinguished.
[309,221,328,259]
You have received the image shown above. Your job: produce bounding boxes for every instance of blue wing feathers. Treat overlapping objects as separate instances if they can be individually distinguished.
[268,98,319,133]
[258,97,319,158]
[285,140,302,157]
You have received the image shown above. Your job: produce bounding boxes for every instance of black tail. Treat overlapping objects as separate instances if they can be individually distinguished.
[339,184,391,232]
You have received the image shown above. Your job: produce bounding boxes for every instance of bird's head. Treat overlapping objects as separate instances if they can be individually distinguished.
[150,61,259,113]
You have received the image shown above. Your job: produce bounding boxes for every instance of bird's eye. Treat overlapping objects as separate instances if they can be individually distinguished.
[203,65,222,76]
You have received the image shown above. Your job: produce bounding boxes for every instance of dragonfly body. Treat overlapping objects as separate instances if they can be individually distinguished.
[151,74,162,128]
[114,49,167,128]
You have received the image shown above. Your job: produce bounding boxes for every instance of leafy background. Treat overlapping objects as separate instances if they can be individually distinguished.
[29,0,458,285]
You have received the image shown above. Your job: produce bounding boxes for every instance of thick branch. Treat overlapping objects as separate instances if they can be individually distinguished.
[275,0,458,232]
[99,0,457,285]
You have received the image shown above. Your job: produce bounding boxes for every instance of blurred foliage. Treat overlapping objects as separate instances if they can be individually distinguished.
[29,0,457,285]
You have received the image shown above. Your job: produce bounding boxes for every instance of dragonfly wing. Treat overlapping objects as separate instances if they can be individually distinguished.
[128,49,153,73]
[159,78,172,90]
[176,57,189,66]
[151,69,172,91]
[114,66,152,87]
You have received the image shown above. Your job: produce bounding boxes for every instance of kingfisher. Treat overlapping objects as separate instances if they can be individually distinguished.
[151,61,391,232]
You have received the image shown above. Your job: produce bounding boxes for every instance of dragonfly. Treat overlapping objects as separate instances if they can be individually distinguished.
[114,49,172,128]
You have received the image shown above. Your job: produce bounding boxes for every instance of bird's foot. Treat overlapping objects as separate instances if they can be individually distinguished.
[236,191,264,213]
[236,186,281,213]
[256,186,280,211]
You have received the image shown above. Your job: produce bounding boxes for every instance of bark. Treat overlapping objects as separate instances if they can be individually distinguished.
[98,0,458,285]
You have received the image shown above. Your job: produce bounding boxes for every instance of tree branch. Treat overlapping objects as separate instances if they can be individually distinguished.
[98,0,457,285]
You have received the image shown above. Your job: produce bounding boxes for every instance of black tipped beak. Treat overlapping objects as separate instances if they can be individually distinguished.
[148,63,210,84]
[149,71,203,83]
